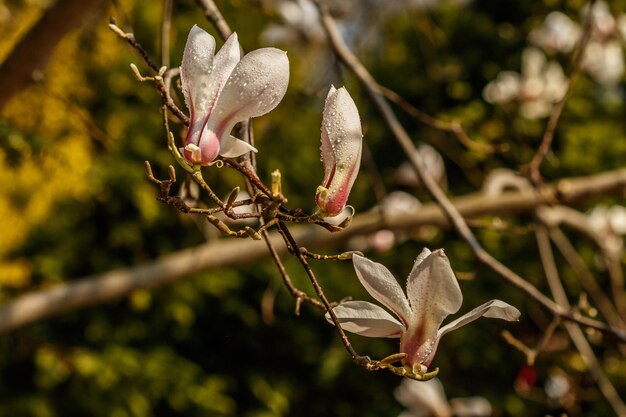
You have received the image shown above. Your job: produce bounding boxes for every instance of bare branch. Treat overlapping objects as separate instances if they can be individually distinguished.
[535,224,626,416]
[0,169,624,336]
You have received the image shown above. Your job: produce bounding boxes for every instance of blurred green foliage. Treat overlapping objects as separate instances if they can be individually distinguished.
[0,0,625,416]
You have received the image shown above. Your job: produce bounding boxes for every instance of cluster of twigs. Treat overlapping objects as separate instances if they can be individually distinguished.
[105,0,626,396]
[107,0,626,409]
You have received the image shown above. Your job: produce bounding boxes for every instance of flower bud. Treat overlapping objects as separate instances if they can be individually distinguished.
[315,86,363,217]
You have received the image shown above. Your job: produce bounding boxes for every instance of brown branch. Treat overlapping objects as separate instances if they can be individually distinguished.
[313,1,626,337]
[194,0,232,40]
[535,224,626,416]
[0,0,106,111]
[0,169,624,335]
[379,84,503,154]
[161,0,173,68]
[547,226,625,329]
[276,222,370,367]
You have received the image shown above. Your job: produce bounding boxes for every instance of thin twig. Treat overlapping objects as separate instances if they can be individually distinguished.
[260,229,325,313]
[548,227,625,329]
[109,22,189,124]
[379,84,504,154]
[502,316,561,366]
[527,0,596,184]
[161,0,173,68]
[534,224,626,416]
[194,0,232,40]
[276,222,369,366]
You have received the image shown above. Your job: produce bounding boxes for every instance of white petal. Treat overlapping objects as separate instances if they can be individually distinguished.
[207,47,290,140]
[437,299,521,339]
[326,301,404,338]
[219,135,258,158]
[319,85,338,186]
[180,25,216,117]
[406,249,462,337]
[203,32,241,115]
[353,255,412,326]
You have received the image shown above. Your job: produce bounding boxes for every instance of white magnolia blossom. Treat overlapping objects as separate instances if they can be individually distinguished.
[483,47,567,119]
[327,249,520,373]
[180,25,289,165]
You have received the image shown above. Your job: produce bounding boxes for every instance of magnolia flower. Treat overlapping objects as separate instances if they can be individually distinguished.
[327,249,520,373]
[315,86,363,217]
[180,25,289,165]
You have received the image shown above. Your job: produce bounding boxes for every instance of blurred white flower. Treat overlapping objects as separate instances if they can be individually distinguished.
[395,143,447,190]
[587,205,626,236]
[582,40,625,86]
[529,11,582,54]
[260,0,325,45]
[481,168,532,196]
[483,47,567,119]
[586,0,616,39]
[395,378,493,417]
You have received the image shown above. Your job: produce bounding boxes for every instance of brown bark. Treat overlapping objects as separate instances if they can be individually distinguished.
[0,0,106,111]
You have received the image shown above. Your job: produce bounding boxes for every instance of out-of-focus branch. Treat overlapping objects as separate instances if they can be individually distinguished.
[527,0,595,184]
[0,168,625,336]
[194,0,232,40]
[535,225,626,416]
[313,1,626,338]
[0,0,106,111]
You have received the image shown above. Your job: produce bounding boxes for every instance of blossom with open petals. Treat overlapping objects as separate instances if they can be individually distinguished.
[180,25,289,165]
[315,86,363,217]
[327,249,520,373]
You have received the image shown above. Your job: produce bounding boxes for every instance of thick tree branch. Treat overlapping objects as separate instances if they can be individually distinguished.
[0,169,624,335]
[0,0,106,111]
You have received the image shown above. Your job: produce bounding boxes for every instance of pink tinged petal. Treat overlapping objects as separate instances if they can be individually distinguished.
[404,300,521,369]
[326,301,404,338]
[180,25,217,117]
[352,254,412,327]
[406,248,462,336]
[219,135,258,158]
[319,85,338,186]
[401,249,462,367]
[207,47,290,146]
[183,127,220,165]
[437,299,521,339]
[315,86,363,217]
[180,26,217,160]
[206,32,241,109]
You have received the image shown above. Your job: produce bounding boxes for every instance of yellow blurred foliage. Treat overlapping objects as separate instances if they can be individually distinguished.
[1,6,97,287]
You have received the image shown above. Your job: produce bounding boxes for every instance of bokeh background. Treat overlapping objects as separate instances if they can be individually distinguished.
[0,0,625,416]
